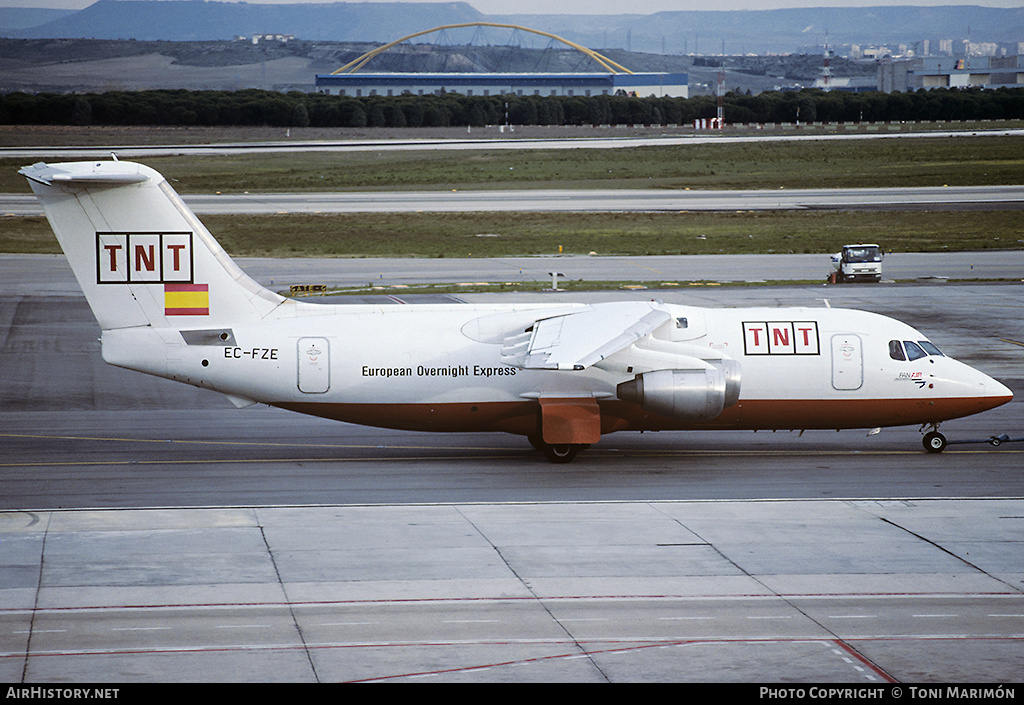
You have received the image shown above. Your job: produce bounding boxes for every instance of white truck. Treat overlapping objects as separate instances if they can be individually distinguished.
[830,244,883,283]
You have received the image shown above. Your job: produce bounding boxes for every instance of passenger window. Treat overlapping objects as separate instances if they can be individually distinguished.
[919,341,944,357]
[903,341,927,361]
[888,340,905,361]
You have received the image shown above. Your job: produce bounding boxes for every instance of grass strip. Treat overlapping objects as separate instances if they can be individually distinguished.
[2,134,1023,193]
[95,135,1024,192]
[3,210,1021,258]
[289,277,1023,298]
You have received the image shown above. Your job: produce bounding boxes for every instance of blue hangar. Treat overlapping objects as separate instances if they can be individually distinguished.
[314,72,689,99]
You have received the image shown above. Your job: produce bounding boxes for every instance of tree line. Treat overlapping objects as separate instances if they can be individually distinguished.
[2,86,1022,128]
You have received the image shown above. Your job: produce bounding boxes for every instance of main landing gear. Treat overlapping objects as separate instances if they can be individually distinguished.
[528,435,589,464]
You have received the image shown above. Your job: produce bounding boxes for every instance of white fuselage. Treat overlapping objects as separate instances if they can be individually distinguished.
[101,299,1010,436]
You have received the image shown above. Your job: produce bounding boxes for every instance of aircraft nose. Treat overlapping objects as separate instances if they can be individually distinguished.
[937,359,1014,419]
[972,368,1013,411]
[987,375,1013,402]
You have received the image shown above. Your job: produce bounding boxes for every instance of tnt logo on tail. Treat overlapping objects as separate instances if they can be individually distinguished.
[96,232,193,284]
[96,231,209,317]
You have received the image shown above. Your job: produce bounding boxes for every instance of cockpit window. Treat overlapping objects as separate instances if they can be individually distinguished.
[890,339,943,362]
[903,341,928,361]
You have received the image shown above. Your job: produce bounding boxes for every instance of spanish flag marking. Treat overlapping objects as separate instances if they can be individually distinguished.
[165,283,209,316]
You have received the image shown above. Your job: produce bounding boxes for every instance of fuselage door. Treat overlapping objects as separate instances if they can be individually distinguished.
[298,337,330,394]
[831,333,863,391]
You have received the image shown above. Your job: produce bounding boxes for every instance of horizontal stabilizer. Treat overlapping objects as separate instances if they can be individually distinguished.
[20,161,148,187]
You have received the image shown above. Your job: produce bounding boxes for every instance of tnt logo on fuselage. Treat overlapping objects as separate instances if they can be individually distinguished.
[743,321,820,355]
[96,232,193,284]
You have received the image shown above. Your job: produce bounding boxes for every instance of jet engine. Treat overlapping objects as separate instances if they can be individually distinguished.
[616,360,741,421]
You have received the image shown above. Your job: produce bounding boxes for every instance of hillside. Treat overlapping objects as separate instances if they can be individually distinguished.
[4,1,486,44]
[0,8,74,30]
[0,37,877,94]
[3,2,1023,56]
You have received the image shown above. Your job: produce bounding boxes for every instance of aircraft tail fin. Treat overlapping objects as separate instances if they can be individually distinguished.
[21,160,285,330]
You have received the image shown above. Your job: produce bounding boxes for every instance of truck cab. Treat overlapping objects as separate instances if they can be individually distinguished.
[831,244,883,283]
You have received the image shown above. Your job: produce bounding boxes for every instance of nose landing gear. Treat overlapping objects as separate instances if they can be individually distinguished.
[921,424,1020,452]
[923,429,948,453]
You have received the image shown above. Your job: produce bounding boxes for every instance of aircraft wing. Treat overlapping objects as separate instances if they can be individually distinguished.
[501,302,672,370]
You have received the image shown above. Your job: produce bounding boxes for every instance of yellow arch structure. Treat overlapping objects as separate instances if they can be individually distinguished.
[331,22,634,75]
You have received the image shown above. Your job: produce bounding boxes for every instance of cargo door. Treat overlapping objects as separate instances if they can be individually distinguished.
[298,337,330,394]
[831,334,863,391]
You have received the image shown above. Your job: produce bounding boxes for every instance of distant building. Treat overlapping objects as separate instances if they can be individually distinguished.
[812,76,878,92]
[901,55,1024,90]
[876,55,1024,92]
[314,72,688,99]
[858,46,893,60]
[879,57,916,93]
[238,34,294,44]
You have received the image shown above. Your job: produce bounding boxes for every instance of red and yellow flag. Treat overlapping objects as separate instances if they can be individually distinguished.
[164,283,209,316]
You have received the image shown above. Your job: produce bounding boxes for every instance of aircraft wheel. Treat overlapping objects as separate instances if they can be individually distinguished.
[540,443,586,464]
[923,431,947,453]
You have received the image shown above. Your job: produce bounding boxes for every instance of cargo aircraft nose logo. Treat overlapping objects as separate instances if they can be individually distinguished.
[96,232,193,284]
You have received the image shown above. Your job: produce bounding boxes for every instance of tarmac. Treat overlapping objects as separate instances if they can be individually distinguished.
[3,499,1023,682]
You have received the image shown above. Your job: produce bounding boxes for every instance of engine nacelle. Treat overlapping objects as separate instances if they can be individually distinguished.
[616,362,740,421]
[716,358,741,409]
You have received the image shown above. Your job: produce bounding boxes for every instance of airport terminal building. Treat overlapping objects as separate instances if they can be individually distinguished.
[314,72,688,98]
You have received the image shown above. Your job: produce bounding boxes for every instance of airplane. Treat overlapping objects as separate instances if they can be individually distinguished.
[21,159,1013,463]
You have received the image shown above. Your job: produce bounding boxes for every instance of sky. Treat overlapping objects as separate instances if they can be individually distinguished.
[5,0,1022,12]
